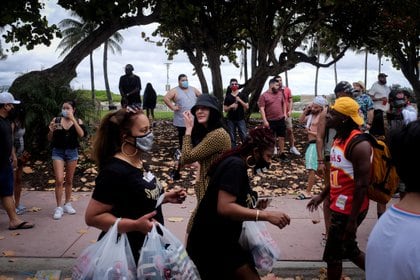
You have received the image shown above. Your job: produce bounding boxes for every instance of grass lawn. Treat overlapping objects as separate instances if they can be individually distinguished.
[90,90,301,120]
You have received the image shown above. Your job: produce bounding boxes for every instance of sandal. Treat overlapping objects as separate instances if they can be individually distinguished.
[9,221,35,230]
[295,193,312,200]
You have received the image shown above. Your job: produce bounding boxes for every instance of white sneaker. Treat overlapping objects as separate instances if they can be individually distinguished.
[63,202,76,215]
[53,207,64,220]
[290,146,301,156]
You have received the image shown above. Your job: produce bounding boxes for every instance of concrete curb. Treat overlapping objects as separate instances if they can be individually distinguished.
[0,257,365,279]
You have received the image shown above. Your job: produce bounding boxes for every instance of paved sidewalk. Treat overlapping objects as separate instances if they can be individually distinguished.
[0,190,391,279]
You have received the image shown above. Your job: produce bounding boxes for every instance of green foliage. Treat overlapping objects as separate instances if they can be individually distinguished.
[15,81,99,155]
[75,89,121,102]
[1,1,61,52]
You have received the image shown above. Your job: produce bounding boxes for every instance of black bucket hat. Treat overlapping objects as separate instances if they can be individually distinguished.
[191,94,221,115]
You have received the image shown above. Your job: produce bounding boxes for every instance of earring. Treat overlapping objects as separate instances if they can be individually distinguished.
[246,155,256,168]
[121,142,138,157]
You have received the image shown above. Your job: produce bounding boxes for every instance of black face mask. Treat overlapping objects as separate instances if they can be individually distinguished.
[7,108,18,121]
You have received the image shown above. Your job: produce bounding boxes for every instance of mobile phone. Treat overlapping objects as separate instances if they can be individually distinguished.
[55,123,63,130]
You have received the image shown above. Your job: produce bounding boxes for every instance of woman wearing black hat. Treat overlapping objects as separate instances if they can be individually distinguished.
[180,94,231,235]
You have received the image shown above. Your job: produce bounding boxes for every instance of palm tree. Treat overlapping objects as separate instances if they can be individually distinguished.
[103,32,123,109]
[56,17,97,101]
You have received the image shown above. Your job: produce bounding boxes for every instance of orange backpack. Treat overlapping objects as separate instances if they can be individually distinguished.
[346,133,399,204]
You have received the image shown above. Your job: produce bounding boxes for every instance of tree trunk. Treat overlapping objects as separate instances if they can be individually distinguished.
[364,50,368,87]
[314,66,319,96]
[185,49,209,94]
[206,49,223,103]
[90,52,95,101]
[103,41,114,108]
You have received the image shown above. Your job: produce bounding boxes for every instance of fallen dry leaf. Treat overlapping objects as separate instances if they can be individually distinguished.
[2,250,15,257]
[22,166,34,174]
[27,207,42,212]
[0,236,4,240]
[48,179,55,184]
[78,229,88,234]
[167,217,183,222]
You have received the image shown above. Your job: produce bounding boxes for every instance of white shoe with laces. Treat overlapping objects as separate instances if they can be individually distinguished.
[53,207,64,220]
[290,146,301,156]
[63,202,76,215]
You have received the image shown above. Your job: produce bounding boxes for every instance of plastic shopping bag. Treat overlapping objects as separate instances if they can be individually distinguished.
[239,221,281,274]
[72,218,137,280]
[137,222,201,280]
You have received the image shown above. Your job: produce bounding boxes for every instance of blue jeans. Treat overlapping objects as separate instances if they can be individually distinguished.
[226,119,247,147]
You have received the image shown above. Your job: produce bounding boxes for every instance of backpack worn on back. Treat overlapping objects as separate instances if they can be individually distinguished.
[346,133,399,204]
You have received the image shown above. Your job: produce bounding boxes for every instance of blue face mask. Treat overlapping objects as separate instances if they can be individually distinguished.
[61,110,68,118]
[134,132,154,152]
[181,81,189,88]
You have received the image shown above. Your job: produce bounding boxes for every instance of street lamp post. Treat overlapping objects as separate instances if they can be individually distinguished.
[164,62,171,91]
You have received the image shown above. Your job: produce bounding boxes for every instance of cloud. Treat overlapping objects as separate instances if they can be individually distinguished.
[0,3,412,98]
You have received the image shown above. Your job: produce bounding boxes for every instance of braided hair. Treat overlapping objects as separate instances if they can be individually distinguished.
[207,126,275,176]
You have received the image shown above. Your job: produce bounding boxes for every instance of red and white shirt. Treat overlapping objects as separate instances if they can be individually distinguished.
[329,129,370,215]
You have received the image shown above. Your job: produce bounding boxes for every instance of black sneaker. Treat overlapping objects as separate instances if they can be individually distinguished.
[279,153,289,163]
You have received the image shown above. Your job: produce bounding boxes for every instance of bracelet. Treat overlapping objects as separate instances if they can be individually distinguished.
[255,210,260,221]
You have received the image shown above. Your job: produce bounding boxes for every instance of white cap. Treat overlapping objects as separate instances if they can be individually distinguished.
[0,92,21,104]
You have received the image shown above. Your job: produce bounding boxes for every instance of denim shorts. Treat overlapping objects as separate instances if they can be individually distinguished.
[0,163,14,197]
[51,148,79,162]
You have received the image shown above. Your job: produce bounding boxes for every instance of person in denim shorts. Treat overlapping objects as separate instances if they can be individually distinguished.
[47,100,85,220]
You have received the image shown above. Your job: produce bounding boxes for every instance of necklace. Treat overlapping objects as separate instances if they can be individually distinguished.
[115,153,143,169]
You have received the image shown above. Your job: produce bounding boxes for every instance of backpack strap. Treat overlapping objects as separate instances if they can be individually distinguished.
[344,133,380,159]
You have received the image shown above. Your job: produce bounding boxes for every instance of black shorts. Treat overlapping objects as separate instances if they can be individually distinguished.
[322,210,367,264]
[268,119,286,137]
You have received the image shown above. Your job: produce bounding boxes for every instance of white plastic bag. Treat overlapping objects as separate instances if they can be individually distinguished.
[239,221,281,274]
[137,222,201,280]
[72,218,137,280]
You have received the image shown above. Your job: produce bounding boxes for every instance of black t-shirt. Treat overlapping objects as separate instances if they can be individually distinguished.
[186,155,257,278]
[92,157,164,262]
[0,116,12,168]
[119,74,142,105]
[51,119,85,149]
[223,91,248,121]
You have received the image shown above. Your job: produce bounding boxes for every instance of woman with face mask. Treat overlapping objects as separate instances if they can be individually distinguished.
[47,100,85,220]
[186,126,291,280]
[85,106,187,264]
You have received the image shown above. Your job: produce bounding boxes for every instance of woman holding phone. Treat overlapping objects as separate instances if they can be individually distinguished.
[47,100,85,220]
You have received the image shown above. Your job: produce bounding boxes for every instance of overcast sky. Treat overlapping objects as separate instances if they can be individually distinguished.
[0,2,411,97]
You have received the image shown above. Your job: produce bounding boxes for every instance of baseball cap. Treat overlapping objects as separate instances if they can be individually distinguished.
[331,97,364,126]
[0,91,21,104]
[378,73,388,78]
[191,94,221,115]
[334,81,353,94]
[313,96,328,107]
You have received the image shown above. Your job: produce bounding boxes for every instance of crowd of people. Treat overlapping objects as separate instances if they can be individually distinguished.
[0,70,419,279]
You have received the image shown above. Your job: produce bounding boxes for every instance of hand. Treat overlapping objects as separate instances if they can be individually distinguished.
[231,103,238,110]
[307,194,323,211]
[183,110,194,130]
[173,105,180,111]
[263,120,269,128]
[316,163,325,177]
[266,211,291,229]
[164,187,187,204]
[48,121,57,132]
[135,211,157,234]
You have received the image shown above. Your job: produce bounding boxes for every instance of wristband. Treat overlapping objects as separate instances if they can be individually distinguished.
[255,210,260,221]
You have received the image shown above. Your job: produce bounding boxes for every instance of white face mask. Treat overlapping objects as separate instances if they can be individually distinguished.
[134,132,154,152]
